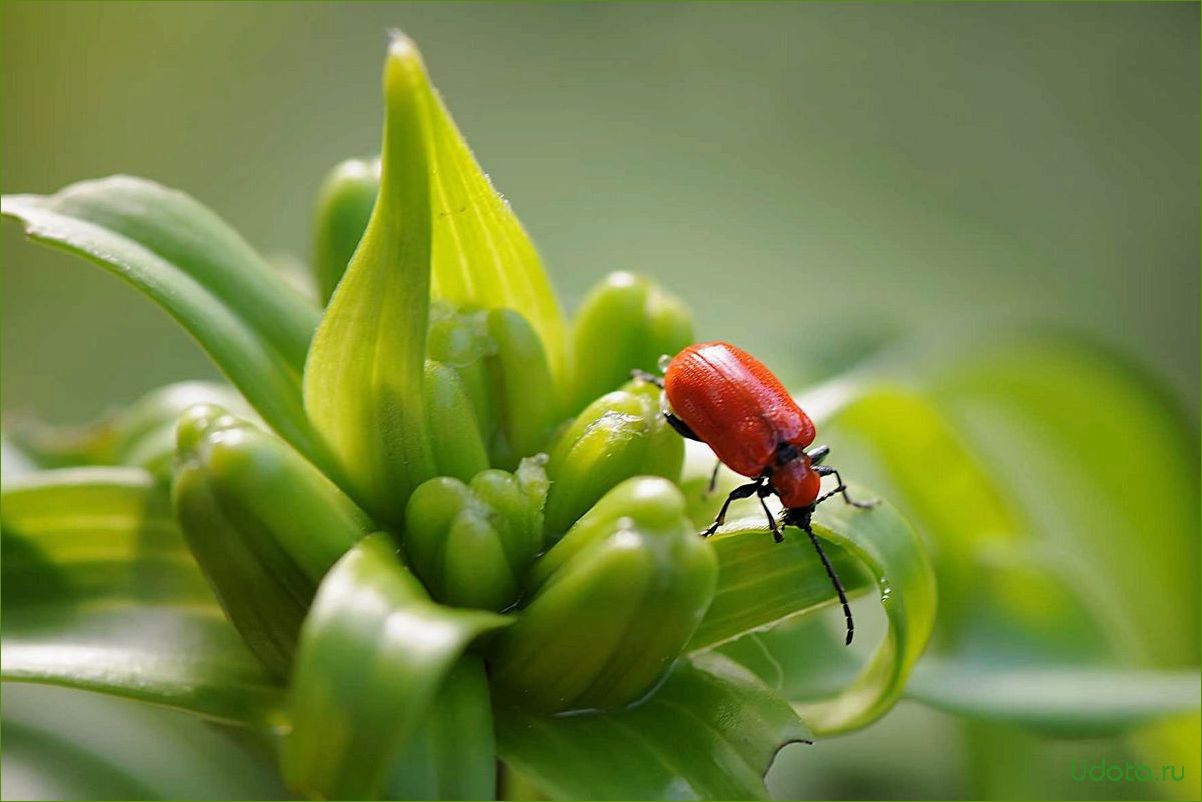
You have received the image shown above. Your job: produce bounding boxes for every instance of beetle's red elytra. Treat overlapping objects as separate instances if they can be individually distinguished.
[634,340,877,645]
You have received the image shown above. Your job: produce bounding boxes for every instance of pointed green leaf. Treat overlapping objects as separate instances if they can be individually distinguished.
[424,64,567,385]
[1,178,324,466]
[495,653,810,801]
[0,469,282,728]
[692,494,936,736]
[281,534,510,800]
[316,44,570,384]
[303,37,437,524]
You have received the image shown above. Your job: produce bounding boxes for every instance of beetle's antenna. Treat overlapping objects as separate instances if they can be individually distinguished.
[801,520,854,645]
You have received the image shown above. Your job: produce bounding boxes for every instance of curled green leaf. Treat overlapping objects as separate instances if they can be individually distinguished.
[696,493,936,736]
[281,535,510,800]
[496,653,810,801]
[490,477,717,714]
[1,178,324,466]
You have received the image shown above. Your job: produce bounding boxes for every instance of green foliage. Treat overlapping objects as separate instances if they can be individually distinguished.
[4,381,252,480]
[302,38,439,524]
[0,468,282,727]
[2,32,1196,802]
[0,179,325,468]
[495,653,811,801]
[281,535,508,799]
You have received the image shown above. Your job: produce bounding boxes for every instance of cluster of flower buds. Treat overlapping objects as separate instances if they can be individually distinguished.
[175,164,713,710]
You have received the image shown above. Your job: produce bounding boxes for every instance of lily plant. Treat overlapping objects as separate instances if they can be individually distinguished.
[2,33,1198,802]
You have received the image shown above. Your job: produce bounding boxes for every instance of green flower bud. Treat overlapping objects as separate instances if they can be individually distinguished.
[173,404,373,677]
[116,382,255,480]
[312,158,379,305]
[486,308,559,469]
[404,456,548,611]
[424,360,490,482]
[569,271,694,412]
[542,381,683,539]
[427,301,497,438]
[426,304,558,471]
[489,477,717,713]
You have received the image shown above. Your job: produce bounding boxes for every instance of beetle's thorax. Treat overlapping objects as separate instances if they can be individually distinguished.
[768,451,821,508]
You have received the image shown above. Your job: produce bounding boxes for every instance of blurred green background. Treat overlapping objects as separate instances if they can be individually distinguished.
[2,1,1198,423]
[2,3,1198,801]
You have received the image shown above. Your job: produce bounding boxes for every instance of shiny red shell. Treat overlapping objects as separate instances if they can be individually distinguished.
[663,341,822,508]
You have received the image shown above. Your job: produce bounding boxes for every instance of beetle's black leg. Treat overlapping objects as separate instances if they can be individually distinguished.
[800,519,855,645]
[630,369,664,389]
[757,490,783,543]
[813,465,877,509]
[706,459,722,495]
[701,480,761,537]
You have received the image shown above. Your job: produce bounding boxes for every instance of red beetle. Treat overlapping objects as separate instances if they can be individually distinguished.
[635,340,876,644]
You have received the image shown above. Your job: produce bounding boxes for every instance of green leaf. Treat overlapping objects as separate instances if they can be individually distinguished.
[817,383,1022,642]
[2,684,290,801]
[1,177,324,467]
[301,58,571,388]
[694,494,936,735]
[281,534,509,800]
[906,661,1201,736]
[495,652,810,801]
[303,37,437,524]
[423,55,567,387]
[933,335,1200,667]
[384,655,498,801]
[0,468,282,728]
[687,518,872,651]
